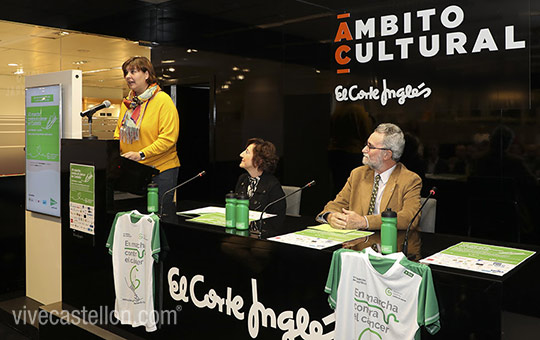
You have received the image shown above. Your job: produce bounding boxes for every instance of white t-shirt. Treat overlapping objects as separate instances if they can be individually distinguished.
[106,210,161,332]
[325,248,440,340]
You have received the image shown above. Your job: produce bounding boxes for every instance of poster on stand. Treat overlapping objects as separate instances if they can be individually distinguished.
[25,84,62,217]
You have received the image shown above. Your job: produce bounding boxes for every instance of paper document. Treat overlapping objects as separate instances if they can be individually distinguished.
[308,223,357,234]
[269,228,373,250]
[420,242,536,276]
[177,206,275,227]
[177,206,226,215]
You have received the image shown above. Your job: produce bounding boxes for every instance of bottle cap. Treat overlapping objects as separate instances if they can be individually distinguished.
[148,181,158,188]
[381,208,397,218]
[226,191,236,199]
[236,193,248,200]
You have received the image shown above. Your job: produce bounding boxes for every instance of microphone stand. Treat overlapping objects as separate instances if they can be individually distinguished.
[82,112,97,140]
[159,171,206,217]
[81,101,110,140]
[403,187,436,257]
[251,180,316,235]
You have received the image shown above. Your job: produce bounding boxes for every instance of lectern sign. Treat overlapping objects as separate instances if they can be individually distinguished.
[25,85,62,217]
[69,163,95,235]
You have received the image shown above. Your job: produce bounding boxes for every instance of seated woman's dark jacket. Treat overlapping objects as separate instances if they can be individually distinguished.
[235,172,286,216]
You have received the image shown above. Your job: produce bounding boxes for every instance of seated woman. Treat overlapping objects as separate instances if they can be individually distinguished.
[235,138,286,216]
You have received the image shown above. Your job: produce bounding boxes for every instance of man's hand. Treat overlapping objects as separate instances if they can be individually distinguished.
[328,212,347,229]
[342,209,367,229]
[121,151,142,161]
[328,208,367,230]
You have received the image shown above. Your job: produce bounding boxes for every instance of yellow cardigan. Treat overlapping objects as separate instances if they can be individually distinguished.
[114,91,180,172]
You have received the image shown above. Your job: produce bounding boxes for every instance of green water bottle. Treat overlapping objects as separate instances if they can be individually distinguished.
[235,193,250,230]
[381,208,397,254]
[225,192,237,228]
[147,182,159,213]
[235,229,250,237]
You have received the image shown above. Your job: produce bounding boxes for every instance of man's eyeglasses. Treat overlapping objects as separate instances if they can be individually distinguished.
[365,142,390,151]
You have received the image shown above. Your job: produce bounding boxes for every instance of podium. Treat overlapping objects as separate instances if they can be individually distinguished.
[60,138,158,311]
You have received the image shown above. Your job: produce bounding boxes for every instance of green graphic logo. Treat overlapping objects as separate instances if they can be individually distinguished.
[385,288,393,296]
[354,298,400,324]
[130,265,140,290]
[26,106,60,162]
[125,247,145,259]
[358,327,382,339]
[50,198,57,206]
[31,94,54,103]
[403,269,414,278]
[69,164,95,206]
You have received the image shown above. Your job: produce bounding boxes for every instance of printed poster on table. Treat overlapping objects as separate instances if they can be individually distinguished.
[420,242,535,276]
[25,84,62,217]
[269,226,373,250]
[69,163,95,235]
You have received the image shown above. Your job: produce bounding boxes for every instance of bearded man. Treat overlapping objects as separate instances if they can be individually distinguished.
[317,123,422,257]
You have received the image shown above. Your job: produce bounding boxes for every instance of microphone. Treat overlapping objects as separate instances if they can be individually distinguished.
[252,180,316,234]
[159,171,206,216]
[402,187,437,257]
[80,100,111,118]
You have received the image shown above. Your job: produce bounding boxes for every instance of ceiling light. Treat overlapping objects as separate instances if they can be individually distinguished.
[225,80,232,85]
[14,68,24,75]
[167,67,175,72]
[162,60,175,64]
[221,84,230,90]
[187,49,198,53]
[242,68,250,72]
[232,66,239,71]
[315,69,321,74]
[237,75,245,80]
[138,40,158,47]
[82,67,121,74]
[8,63,18,67]
[73,60,88,65]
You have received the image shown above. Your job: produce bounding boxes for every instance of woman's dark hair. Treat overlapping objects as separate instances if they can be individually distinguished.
[122,56,158,85]
[246,138,279,173]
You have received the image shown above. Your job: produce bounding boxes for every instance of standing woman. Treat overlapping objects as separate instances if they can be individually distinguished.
[235,138,286,216]
[114,56,180,212]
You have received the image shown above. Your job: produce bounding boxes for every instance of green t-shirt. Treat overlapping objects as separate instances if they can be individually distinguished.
[325,248,440,340]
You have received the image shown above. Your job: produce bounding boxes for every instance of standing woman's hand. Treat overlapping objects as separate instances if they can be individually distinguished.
[122,151,142,161]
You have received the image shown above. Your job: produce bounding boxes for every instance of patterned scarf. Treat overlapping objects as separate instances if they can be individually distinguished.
[119,83,160,144]
[247,176,260,198]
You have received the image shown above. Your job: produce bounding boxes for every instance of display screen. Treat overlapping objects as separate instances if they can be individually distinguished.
[25,84,62,217]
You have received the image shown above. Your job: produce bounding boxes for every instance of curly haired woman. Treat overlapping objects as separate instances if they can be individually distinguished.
[235,138,285,216]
